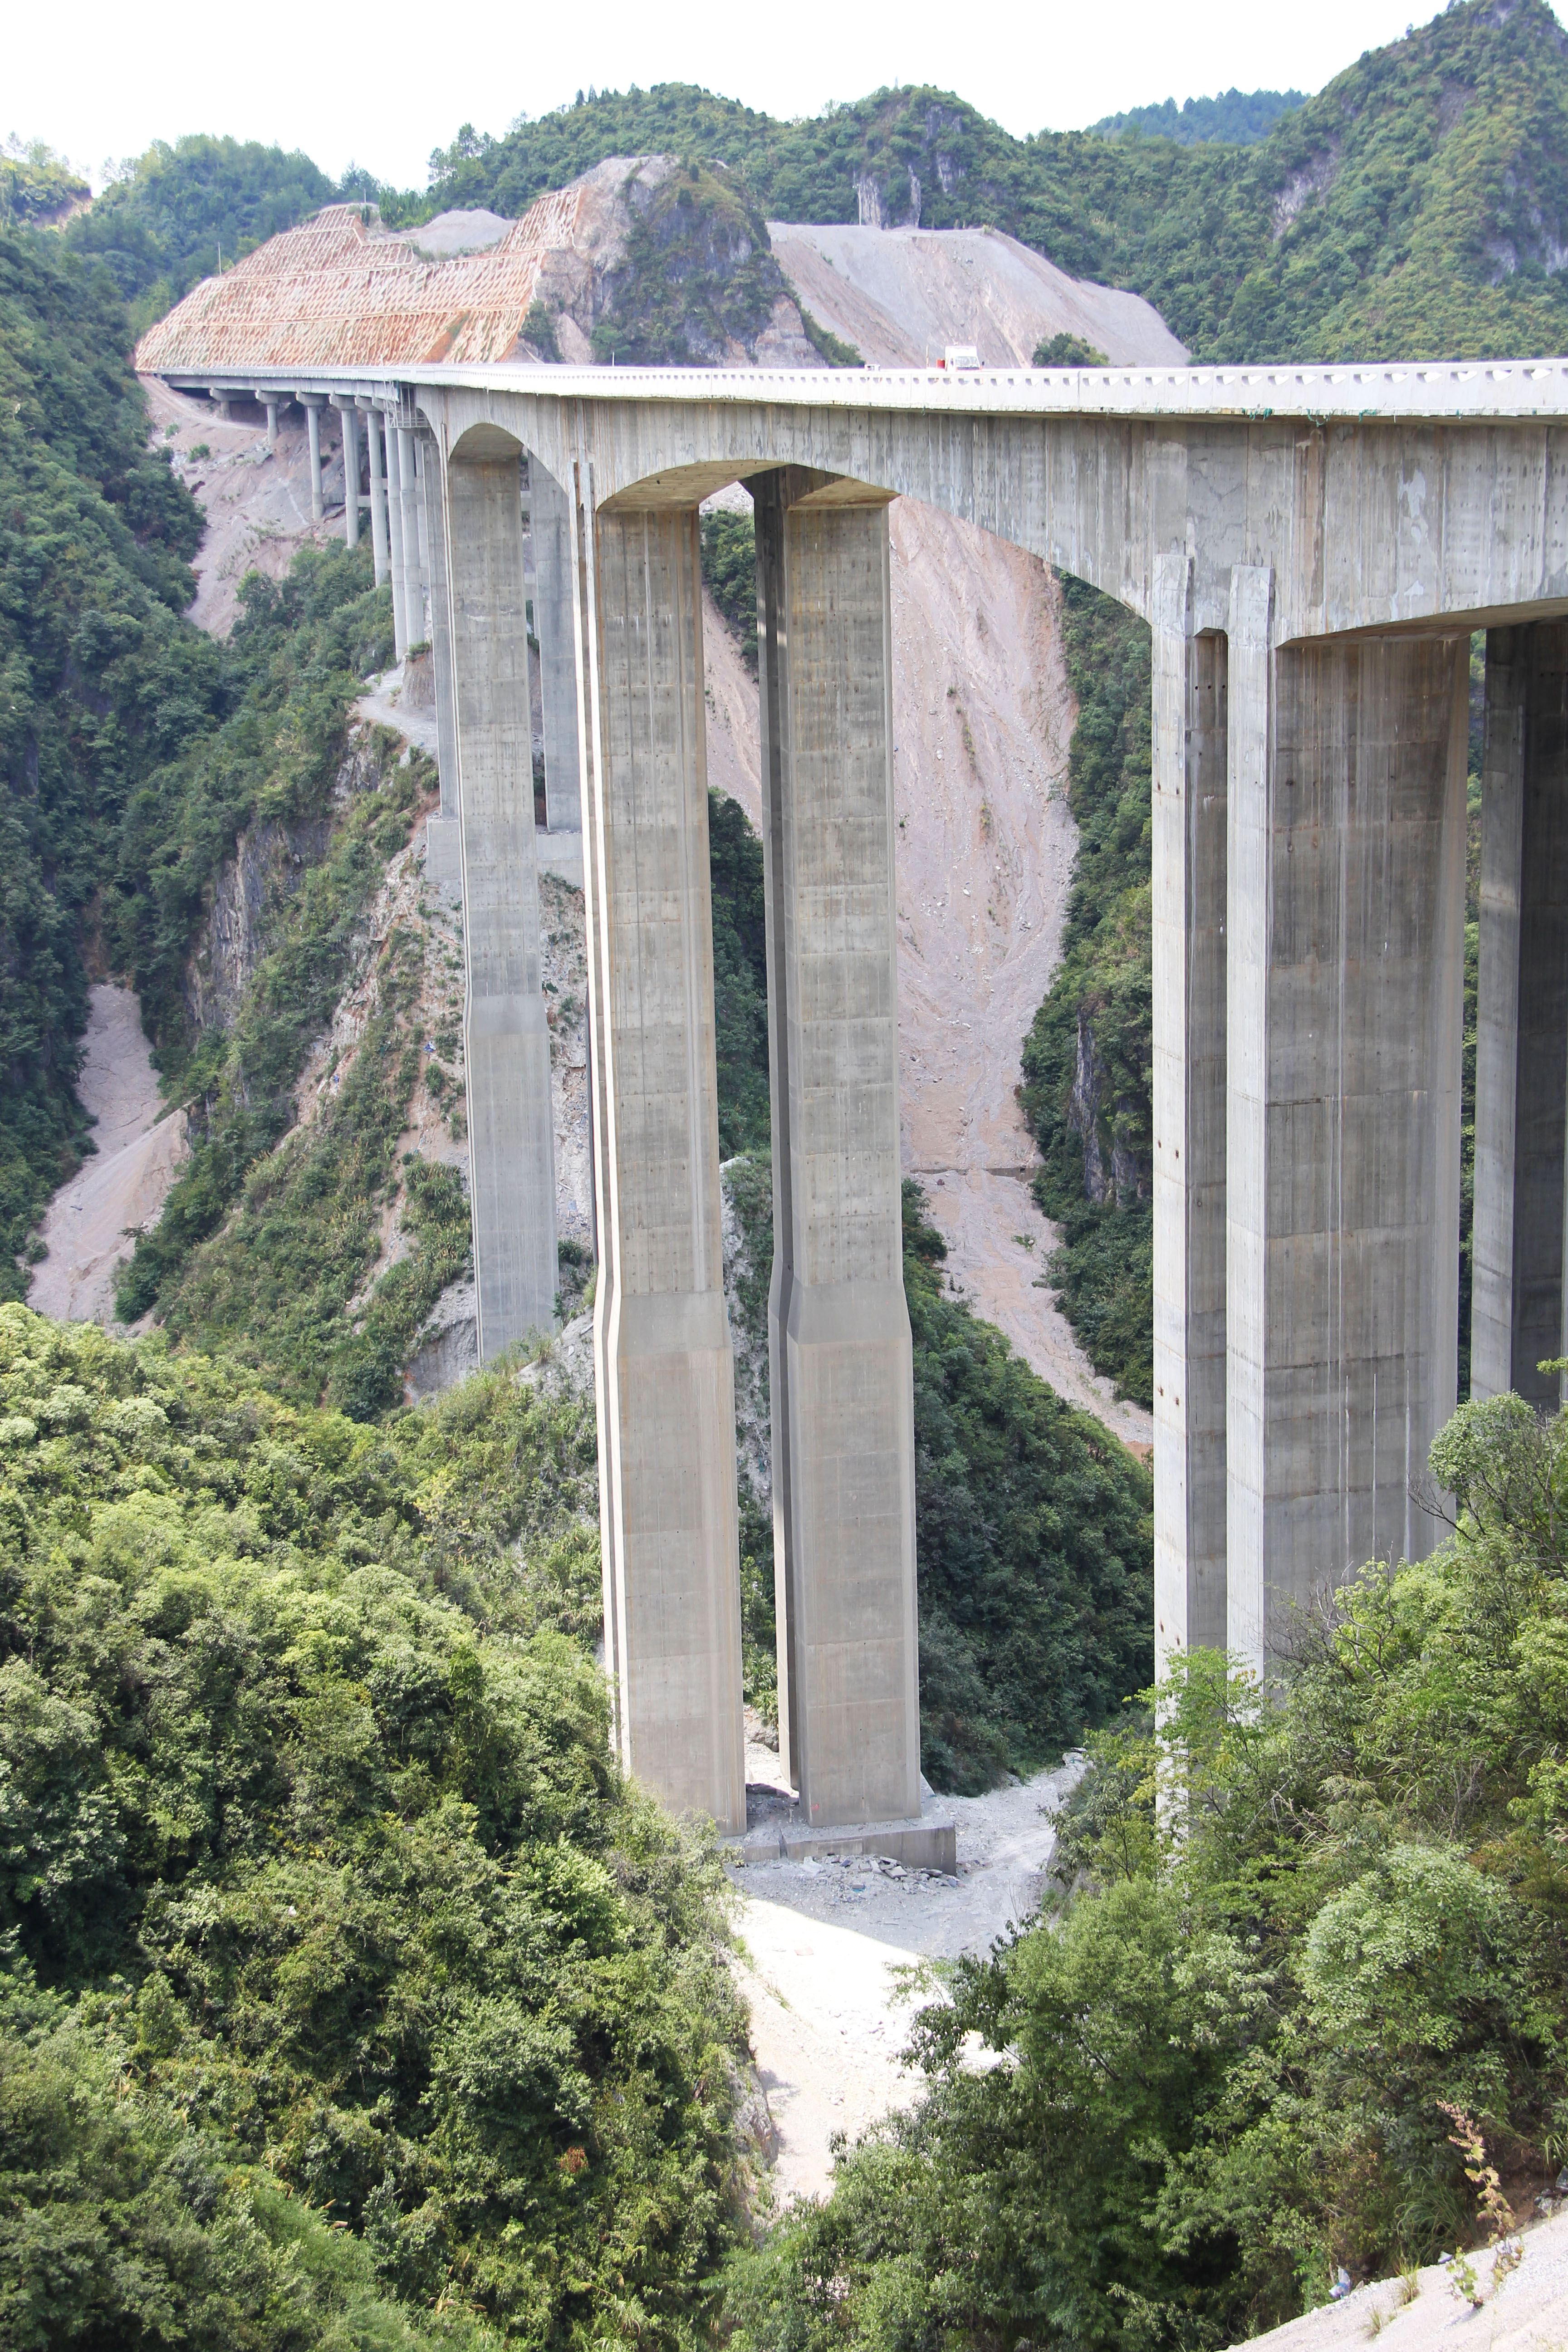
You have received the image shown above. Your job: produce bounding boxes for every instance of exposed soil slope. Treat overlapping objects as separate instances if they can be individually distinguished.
[30,986,187,1324]
[769,220,1189,367]
[140,372,340,636]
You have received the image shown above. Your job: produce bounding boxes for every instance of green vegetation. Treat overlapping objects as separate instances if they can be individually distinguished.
[109,548,402,1338]
[1091,88,1306,145]
[1031,333,1108,366]
[0,224,224,1300]
[700,511,759,673]
[707,789,771,1158]
[64,136,335,333]
[0,139,90,228]
[0,1306,745,2347]
[728,1387,1568,2341]
[587,162,794,367]
[1020,580,1153,1406]
[902,1185,1152,1791]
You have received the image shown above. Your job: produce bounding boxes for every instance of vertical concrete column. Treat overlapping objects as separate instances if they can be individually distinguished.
[441,447,558,1354]
[258,394,279,451]
[530,459,584,832]
[398,426,425,642]
[301,395,325,525]
[1151,552,1229,1674]
[363,404,390,588]
[754,470,919,1829]
[578,493,745,1832]
[1472,622,1568,1405]
[383,417,408,657]
[1226,575,1468,1671]
[420,433,463,897]
[422,438,459,821]
[335,402,360,548]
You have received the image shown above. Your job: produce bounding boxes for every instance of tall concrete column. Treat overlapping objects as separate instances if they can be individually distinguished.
[421,433,463,895]
[754,469,919,1829]
[441,448,558,1355]
[1151,552,1229,1674]
[578,491,745,1832]
[333,401,360,548]
[530,459,583,832]
[1226,574,1468,1670]
[1472,622,1568,1406]
[343,407,361,549]
[301,395,325,525]
[363,404,390,588]
[257,393,279,451]
[384,417,408,657]
[398,426,424,643]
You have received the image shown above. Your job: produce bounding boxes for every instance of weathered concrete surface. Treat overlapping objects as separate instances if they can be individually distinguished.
[1473,622,1568,1408]
[529,459,583,832]
[442,453,558,1360]
[1153,558,1229,1671]
[756,470,920,1829]
[585,501,746,1832]
[1227,611,1468,1669]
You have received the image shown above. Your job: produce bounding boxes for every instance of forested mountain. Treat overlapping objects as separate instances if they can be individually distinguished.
[427,0,1568,362]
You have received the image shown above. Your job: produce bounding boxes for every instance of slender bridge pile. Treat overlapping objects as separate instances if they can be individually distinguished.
[138,214,1568,1833]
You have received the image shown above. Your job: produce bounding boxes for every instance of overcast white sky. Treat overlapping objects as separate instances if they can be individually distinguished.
[13,0,1538,195]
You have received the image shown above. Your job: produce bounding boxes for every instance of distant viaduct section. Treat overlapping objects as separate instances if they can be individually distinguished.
[150,355,1568,1833]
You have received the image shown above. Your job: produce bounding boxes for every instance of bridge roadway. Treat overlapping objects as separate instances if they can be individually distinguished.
[152,354,1568,1833]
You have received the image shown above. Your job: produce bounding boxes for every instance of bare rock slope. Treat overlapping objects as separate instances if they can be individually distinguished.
[769,220,1188,368]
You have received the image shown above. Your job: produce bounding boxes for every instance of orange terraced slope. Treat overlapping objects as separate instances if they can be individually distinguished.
[134,194,583,372]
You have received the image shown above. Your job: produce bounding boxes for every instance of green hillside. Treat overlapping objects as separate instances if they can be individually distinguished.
[64,136,335,331]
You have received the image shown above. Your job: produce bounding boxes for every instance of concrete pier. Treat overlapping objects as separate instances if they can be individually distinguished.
[256,391,280,450]
[300,394,325,524]
[529,460,583,833]
[580,495,745,1832]
[755,470,920,1828]
[421,431,463,894]
[363,404,390,588]
[441,448,558,1357]
[1152,554,1229,1672]
[398,426,424,642]
[1226,600,1468,1669]
[333,399,360,548]
[1473,623,1568,1407]
[384,420,408,656]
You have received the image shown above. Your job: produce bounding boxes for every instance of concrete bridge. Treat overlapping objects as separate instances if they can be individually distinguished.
[148,353,1568,1833]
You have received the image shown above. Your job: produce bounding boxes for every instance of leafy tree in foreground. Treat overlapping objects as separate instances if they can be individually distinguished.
[0,1308,746,2345]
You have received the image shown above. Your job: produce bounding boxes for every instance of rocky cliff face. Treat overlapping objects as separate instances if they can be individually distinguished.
[520,156,820,368]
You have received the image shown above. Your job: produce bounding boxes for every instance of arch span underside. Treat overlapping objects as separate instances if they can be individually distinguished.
[384,379,1568,1830]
